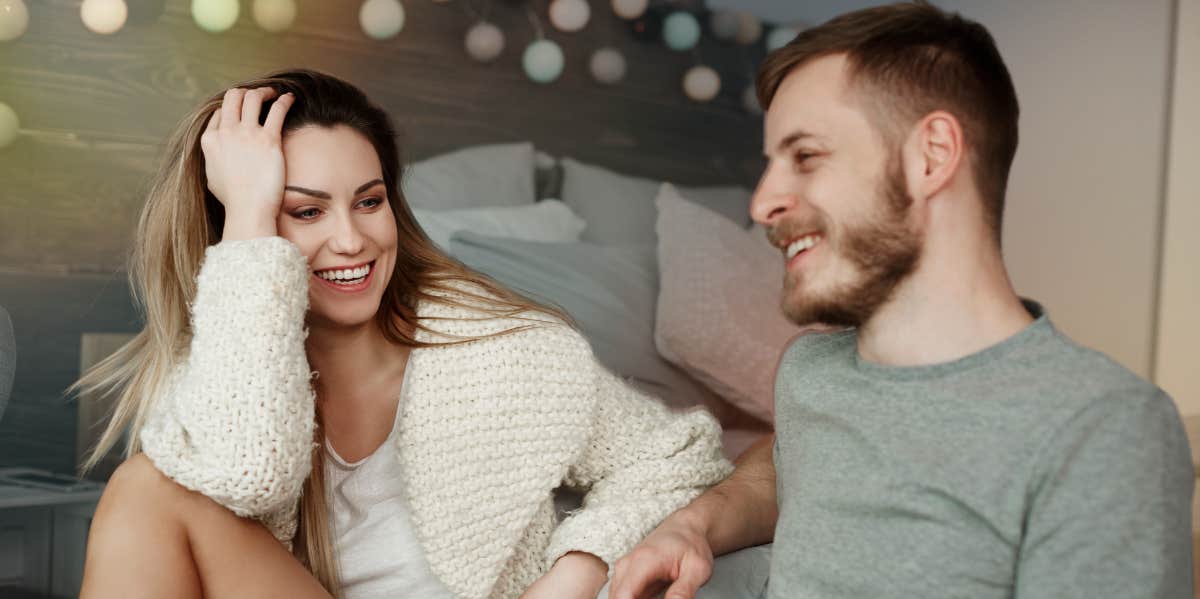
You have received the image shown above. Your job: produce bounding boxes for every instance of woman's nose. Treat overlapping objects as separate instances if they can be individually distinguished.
[327,213,365,255]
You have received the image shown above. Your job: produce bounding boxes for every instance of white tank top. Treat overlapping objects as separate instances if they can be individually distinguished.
[324,368,457,599]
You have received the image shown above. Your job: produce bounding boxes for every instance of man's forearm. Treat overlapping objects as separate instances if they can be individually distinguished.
[675,433,778,556]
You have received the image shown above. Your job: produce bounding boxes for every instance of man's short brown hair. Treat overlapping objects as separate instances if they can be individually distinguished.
[757,1,1019,240]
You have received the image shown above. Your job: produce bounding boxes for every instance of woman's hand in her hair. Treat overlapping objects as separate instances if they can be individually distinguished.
[200,87,296,241]
[519,551,609,599]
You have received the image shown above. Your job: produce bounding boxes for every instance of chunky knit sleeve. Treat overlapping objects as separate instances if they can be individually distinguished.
[545,354,735,568]
[138,237,315,544]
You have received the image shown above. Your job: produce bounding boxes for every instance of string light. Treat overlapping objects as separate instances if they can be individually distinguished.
[253,0,296,33]
[683,65,720,102]
[192,0,239,33]
[81,0,128,35]
[360,0,405,40]
[0,101,18,149]
[0,0,29,42]
[548,0,589,33]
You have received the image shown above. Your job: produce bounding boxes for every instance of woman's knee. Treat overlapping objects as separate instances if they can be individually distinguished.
[81,455,203,598]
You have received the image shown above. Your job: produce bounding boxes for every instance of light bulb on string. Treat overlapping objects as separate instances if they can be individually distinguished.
[549,0,589,33]
[0,0,29,42]
[521,6,562,84]
[360,0,405,40]
[683,65,720,102]
[590,47,626,84]
[465,21,504,62]
[611,0,646,20]
[253,0,296,33]
[734,11,761,45]
[81,0,128,35]
[662,11,699,52]
[0,101,18,149]
[192,0,239,33]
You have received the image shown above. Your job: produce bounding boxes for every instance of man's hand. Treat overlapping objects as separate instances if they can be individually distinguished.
[608,433,779,599]
[519,551,609,599]
[609,511,714,599]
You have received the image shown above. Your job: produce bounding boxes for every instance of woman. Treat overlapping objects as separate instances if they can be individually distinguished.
[76,69,732,599]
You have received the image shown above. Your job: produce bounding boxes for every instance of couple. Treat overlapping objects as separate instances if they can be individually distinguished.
[78,2,1192,599]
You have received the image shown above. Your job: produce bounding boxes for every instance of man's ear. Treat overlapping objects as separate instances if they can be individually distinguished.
[902,110,965,205]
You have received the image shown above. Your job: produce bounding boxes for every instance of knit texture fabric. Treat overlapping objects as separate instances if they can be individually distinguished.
[139,237,733,599]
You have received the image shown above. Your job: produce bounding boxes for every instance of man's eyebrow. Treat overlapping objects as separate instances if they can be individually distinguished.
[284,178,385,199]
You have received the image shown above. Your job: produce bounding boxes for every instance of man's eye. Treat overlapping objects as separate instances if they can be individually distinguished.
[793,151,819,171]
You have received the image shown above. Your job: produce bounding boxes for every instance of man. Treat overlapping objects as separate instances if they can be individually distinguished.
[609,2,1193,598]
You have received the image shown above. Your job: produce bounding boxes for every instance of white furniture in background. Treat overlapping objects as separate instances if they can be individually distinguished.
[0,468,103,598]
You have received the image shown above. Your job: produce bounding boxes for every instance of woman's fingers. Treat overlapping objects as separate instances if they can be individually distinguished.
[240,87,279,125]
[204,109,220,135]
[263,92,295,134]
[219,87,245,129]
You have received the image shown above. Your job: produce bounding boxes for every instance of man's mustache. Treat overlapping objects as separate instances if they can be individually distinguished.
[766,217,828,249]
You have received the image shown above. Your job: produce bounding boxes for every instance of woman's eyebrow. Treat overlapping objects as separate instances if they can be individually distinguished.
[284,178,384,199]
[283,185,330,199]
[355,178,384,194]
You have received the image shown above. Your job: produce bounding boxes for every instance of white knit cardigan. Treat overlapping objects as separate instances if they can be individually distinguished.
[138,237,733,599]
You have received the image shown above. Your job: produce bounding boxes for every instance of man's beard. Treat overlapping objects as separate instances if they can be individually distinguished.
[781,160,923,328]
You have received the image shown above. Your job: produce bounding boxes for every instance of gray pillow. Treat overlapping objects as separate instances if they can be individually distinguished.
[560,157,752,245]
[403,142,537,211]
[445,232,721,412]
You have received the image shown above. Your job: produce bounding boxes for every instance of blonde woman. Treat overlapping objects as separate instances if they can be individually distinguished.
[76,69,732,599]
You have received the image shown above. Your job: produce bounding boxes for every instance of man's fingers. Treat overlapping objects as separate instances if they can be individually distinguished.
[662,554,712,599]
[219,87,245,128]
[263,92,294,133]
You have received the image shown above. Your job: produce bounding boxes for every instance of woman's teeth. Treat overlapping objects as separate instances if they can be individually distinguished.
[786,235,822,260]
[316,263,371,284]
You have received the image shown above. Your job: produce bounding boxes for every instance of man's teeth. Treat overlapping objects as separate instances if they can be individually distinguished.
[316,264,371,282]
[786,235,821,260]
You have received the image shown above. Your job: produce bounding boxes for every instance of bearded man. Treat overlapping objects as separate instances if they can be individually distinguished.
[608,3,1193,599]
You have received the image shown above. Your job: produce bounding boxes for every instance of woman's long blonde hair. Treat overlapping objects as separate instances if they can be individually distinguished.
[73,69,570,596]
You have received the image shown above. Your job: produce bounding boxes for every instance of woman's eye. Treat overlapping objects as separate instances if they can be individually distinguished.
[357,197,383,209]
[295,207,321,220]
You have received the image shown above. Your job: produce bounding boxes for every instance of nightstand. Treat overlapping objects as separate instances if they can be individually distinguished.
[0,468,104,598]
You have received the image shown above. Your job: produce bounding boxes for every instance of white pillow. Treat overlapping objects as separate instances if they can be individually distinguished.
[403,142,536,211]
[654,183,801,424]
[413,200,586,249]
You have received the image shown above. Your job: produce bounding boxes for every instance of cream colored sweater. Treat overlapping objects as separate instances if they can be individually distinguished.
[138,237,733,599]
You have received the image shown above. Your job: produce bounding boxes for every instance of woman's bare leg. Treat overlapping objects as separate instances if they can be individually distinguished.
[79,453,331,599]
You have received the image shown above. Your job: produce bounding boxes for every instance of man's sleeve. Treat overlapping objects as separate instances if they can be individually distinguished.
[1015,388,1194,599]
